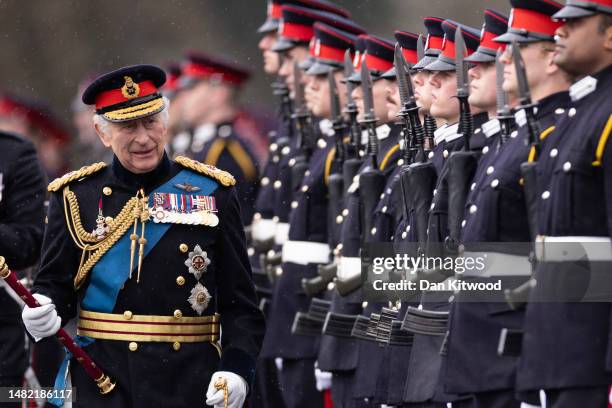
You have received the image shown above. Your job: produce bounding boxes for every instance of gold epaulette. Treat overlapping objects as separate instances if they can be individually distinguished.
[48,162,108,192]
[175,156,236,187]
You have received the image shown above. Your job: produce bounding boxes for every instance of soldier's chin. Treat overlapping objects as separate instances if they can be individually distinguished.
[129,150,160,173]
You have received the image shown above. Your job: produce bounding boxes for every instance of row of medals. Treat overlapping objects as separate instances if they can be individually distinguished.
[152,205,219,227]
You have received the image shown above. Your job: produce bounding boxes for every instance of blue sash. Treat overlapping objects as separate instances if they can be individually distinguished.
[49,169,219,406]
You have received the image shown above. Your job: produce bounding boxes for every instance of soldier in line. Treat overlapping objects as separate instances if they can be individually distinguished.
[21,65,265,407]
[0,130,46,407]
[517,1,612,406]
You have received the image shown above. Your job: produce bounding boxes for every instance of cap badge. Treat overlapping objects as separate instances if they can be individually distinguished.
[121,76,140,99]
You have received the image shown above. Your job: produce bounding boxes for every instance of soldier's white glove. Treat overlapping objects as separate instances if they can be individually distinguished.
[205,371,247,408]
[314,362,332,391]
[21,294,61,342]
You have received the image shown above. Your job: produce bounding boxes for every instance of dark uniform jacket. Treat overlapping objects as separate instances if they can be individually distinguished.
[0,132,46,380]
[518,65,612,391]
[32,153,265,407]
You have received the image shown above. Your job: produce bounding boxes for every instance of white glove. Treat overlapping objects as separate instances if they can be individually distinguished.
[206,371,247,408]
[21,294,61,342]
[314,362,332,391]
[274,357,283,372]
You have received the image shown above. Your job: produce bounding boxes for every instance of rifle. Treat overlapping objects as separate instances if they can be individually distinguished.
[495,48,513,145]
[343,50,362,159]
[290,62,313,190]
[455,28,474,151]
[504,41,542,309]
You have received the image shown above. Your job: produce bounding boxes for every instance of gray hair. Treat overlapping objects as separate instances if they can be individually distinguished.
[93,96,170,134]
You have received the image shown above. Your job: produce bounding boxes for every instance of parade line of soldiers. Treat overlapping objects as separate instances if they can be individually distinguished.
[0,0,610,407]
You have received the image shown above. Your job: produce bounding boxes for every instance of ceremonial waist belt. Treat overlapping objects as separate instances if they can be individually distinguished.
[535,235,612,262]
[461,251,531,277]
[282,240,330,265]
[77,310,220,343]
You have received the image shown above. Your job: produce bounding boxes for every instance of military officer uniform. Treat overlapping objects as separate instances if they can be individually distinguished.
[177,52,261,226]
[516,1,612,404]
[0,131,46,396]
[30,65,265,407]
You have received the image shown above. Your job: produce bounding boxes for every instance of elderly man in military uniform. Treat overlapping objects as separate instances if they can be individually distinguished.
[21,64,265,408]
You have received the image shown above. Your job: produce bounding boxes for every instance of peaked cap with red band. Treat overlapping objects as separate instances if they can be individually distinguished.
[82,64,166,123]
[413,17,446,70]
[425,20,481,71]
[465,9,509,63]
[0,93,70,143]
[346,34,395,83]
[258,0,350,34]
[272,5,364,52]
[306,22,358,76]
[162,62,182,97]
[182,51,251,88]
[494,0,563,43]
[553,0,612,19]
[381,31,422,80]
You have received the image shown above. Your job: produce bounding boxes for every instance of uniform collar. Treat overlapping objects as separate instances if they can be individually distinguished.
[481,118,501,138]
[535,91,571,120]
[570,64,612,101]
[112,151,171,190]
[360,123,392,144]
[434,122,460,144]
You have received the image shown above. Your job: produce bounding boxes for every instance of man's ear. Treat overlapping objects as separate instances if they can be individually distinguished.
[604,24,612,52]
[94,122,112,148]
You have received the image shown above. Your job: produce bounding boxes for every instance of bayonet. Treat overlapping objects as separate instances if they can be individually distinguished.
[417,34,425,62]
[291,62,313,158]
[455,28,474,150]
[512,40,541,157]
[328,70,345,161]
[343,49,361,158]
[359,54,379,168]
[495,48,513,145]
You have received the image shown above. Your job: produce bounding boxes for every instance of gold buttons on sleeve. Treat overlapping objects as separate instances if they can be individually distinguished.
[123,311,133,320]
[102,186,112,196]
[128,342,138,352]
[172,342,181,351]
[176,276,186,286]
[173,309,183,319]
[179,243,189,253]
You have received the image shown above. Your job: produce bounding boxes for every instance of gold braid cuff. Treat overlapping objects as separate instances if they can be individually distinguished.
[175,156,236,187]
[48,162,108,192]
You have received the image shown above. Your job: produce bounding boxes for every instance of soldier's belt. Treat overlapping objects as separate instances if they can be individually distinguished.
[251,218,276,242]
[535,235,612,262]
[281,240,330,265]
[77,310,220,342]
[461,251,531,277]
[274,222,290,245]
[336,256,361,281]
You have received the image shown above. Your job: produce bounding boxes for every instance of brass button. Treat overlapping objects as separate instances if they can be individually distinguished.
[123,311,133,320]
[128,342,138,352]
[176,276,186,286]
[172,342,181,351]
[102,186,112,196]
[179,243,189,253]
[174,309,183,319]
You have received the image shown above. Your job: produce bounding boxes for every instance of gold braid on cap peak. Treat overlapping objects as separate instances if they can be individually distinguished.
[175,156,236,187]
[48,162,108,192]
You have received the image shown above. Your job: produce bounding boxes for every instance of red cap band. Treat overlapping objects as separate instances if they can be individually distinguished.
[95,80,158,110]
[280,21,313,42]
[480,30,505,51]
[316,43,348,63]
[510,8,562,36]
[270,2,282,19]
[426,35,444,51]
[402,48,419,65]
[183,63,245,85]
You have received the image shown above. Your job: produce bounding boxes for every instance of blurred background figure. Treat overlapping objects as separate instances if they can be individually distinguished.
[68,74,113,167]
[0,93,70,180]
[174,51,263,224]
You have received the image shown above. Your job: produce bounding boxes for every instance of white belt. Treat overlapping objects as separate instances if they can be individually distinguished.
[337,256,361,281]
[282,240,330,265]
[275,222,290,245]
[251,218,276,242]
[535,235,612,262]
[460,251,531,277]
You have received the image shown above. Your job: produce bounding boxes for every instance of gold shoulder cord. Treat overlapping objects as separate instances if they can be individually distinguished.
[63,186,148,289]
